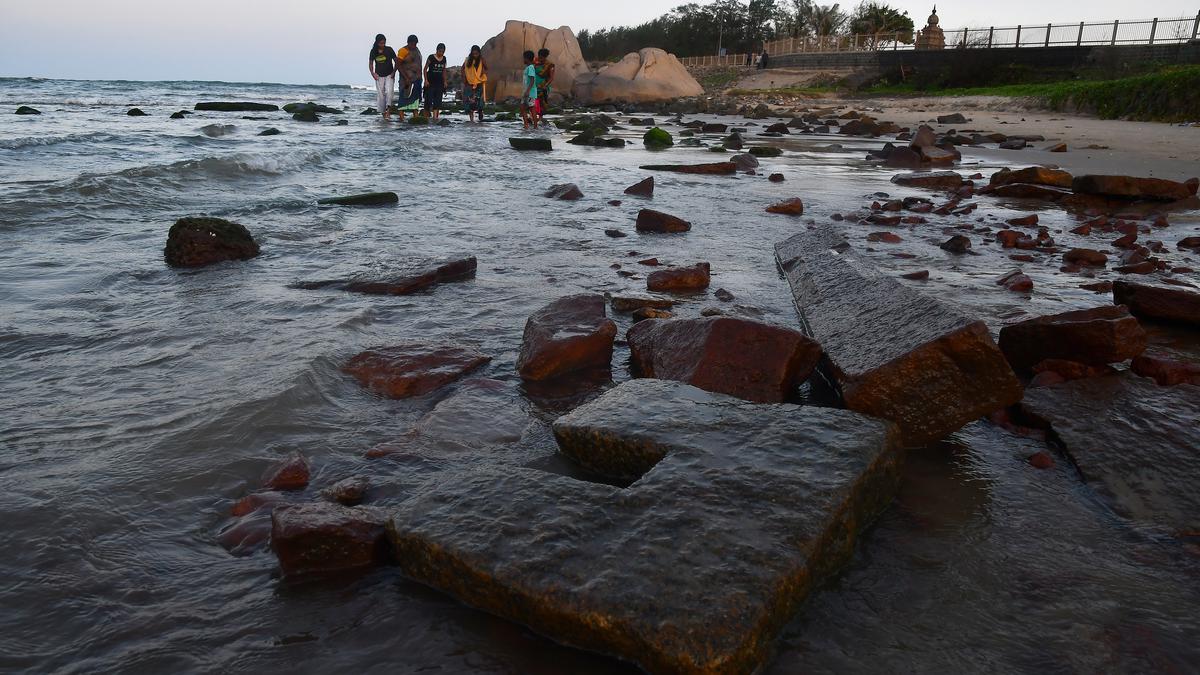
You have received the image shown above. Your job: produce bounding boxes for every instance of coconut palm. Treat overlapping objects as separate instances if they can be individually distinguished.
[808,4,849,36]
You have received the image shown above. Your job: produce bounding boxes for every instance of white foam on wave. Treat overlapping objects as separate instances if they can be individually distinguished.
[0,132,119,151]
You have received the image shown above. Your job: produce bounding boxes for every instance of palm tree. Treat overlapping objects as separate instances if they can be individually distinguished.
[808,4,848,36]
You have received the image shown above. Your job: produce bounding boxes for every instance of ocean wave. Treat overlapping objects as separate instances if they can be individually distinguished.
[0,132,121,151]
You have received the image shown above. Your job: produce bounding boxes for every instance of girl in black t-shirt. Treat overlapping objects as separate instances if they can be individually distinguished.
[423,43,448,121]
[369,34,398,119]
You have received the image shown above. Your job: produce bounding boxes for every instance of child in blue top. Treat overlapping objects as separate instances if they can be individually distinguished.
[520,50,538,129]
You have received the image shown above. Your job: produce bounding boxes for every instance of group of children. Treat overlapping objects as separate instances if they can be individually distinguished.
[368,34,556,126]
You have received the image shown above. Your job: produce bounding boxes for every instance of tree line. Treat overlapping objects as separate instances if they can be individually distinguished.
[577,0,915,61]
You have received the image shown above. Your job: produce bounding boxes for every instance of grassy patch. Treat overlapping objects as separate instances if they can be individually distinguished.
[863,66,1200,122]
[698,68,743,90]
[725,86,835,97]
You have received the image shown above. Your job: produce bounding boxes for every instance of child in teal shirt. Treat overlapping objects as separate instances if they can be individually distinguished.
[520,50,538,129]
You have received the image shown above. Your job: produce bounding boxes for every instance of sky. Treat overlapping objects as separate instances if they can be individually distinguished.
[1,0,1197,85]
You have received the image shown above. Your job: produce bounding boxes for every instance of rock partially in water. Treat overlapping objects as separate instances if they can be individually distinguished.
[749,146,783,158]
[293,256,477,295]
[414,378,527,448]
[163,216,261,268]
[638,161,736,175]
[643,127,673,148]
[272,503,389,579]
[516,294,616,382]
[544,183,584,201]
[343,343,491,399]
[765,198,804,216]
[990,166,1073,188]
[628,316,821,403]
[199,124,236,137]
[1113,279,1200,326]
[321,477,370,506]
[939,235,972,254]
[623,177,654,197]
[937,112,967,124]
[317,191,400,206]
[1063,248,1108,267]
[510,137,552,151]
[610,295,675,312]
[1020,373,1200,533]
[647,262,710,292]
[195,101,280,112]
[262,451,311,491]
[890,171,963,191]
[775,227,1022,446]
[15,106,41,115]
[126,108,148,116]
[1072,175,1193,202]
[635,208,690,233]
[282,102,342,115]
[730,153,759,171]
[998,305,1147,371]
[1131,355,1200,386]
[387,379,901,674]
[257,127,281,136]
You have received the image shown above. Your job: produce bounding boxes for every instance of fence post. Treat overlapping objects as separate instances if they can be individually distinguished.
[1077,22,1084,46]
[1194,11,1200,40]
[1045,23,1051,47]
[1111,20,1119,45]
[988,27,994,48]
[1149,18,1158,45]
[962,28,968,48]
[894,31,899,50]
[1016,24,1022,47]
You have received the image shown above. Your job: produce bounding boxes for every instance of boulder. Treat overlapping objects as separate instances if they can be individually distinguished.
[510,137,552,151]
[997,305,1147,371]
[647,263,710,292]
[635,209,691,233]
[516,295,617,381]
[387,379,901,674]
[939,235,972,254]
[257,127,281,136]
[890,171,963,190]
[748,146,783,158]
[730,153,759,171]
[639,162,736,175]
[1063,248,1107,267]
[1072,175,1192,202]
[292,110,319,122]
[482,21,590,101]
[321,476,370,506]
[624,177,654,197]
[573,48,704,104]
[126,108,148,116]
[1020,373,1200,533]
[990,167,1073,188]
[1113,279,1200,325]
[1131,355,1200,386]
[15,106,41,115]
[317,191,399,206]
[294,256,477,295]
[997,270,1034,293]
[163,217,261,268]
[937,113,967,124]
[544,183,584,200]
[195,102,280,112]
[272,503,389,579]
[989,183,1071,200]
[343,343,491,398]
[261,452,311,491]
[643,127,673,148]
[775,228,1022,446]
[765,198,804,216]
[627,317,822,402]
[282,102,342,115]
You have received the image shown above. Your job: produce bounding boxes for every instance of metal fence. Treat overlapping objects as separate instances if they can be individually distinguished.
[679,13,1200,65]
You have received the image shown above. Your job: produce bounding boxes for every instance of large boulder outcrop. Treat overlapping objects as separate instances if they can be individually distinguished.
[516,294,617,381]
[628,317,822,403]
[573,48,703,105]
[775,227,1022,446]
[481,21,590,101]
[163,217,261,268]
[997,305,1147,372]
[387,379,901,674]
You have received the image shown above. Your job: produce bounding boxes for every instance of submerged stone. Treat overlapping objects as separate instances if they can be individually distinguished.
[272,502,389,579]
[510,137,552,151]
[293,256,477,295]
[15,106,41,115]
[997,305,1147,372]
[623,177,654,197]
[638,162,736,175]
[342,343,491,399]
[163,216,261,268]
[195,102,280,112]
[647,262,710,292]
[387,379,902,674]
[775,227,1022,446]
[516,294,616,382]
[890,171,963,190]
[318,192,400,207]
[544,183,584,201]
[282,102,342,115]
[635,208,690,233]
[1113,279,1200,326]
[1020,373,1200,534]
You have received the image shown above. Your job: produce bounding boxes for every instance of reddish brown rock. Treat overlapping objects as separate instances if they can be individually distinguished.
[1029,452,1055,469]
[636,209,691,233]
[517,295,617,381]
[1115,261,1157,275]
[997,270,1033,292]
[627,317,822,403]
[989,184,1071,201]
[231,491,289,517]
[295,256,477,296]
[1063,248,1107,267]
[1081,281,1114,293]
[624,177,654,197]
[997,230,1028,249]
[990,167,1073,189]
[768,173,785,183]
[344,344,490,398]
[1007,214,1039,227]
[998,305,1147,371]
[1113,280,1200,326]
[164,217,261,268]
[765,198,805,216]
[271,502,389,579]
[632,307,673,322]
[890,171,963,190]
[321,476,370,505]
[1032,358,1117,381]
[867,231,902,243]
[940,235,972,254]
[544,183,584,200]
[1131,355,1200,386]
[639,162,736,175]
[1178,236,1200,250]
[262,452,311,491]
[611,295,675,312]
[647,263,711,293]
[1072,175,1193,202]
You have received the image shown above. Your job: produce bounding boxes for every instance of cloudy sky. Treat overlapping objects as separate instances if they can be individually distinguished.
[1,0,1196,84]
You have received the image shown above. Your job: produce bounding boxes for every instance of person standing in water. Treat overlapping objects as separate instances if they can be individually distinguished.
[519,50,538,129]
[395,35,423,121]
[423,43,448,121]
[369,34,398,119]
[534,48,555,127]
[462,45,488,123]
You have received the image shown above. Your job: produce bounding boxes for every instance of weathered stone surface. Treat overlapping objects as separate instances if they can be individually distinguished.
[294,256,477,295]
[1072,175,1192,202]
[889,171,963,190]
[624,177,654,197]
[262,452,310,491]
[998,305,1147,371]
[282,102,342,115]
[1113,279,1200,325]
[195,102,280,112]
[647,263,710,292]
[163,217,261,268]
[343,343,491,398]
[482,21,590,101]
[638,162,736,175]
[1131,355,1200,386]
[387,379,901,674]
[272,503,389,579]
[765,198,804,216]
[939,235,971,254]
[775,227,1022,446]
[635,209,691,233]
[544,183,584,200]
[610,295,675,312]
[510,137,552,151]
[317,191,399,206]
[1020,373,1200,533]
[517,295,616,381]
[937,113,967,124]
[574,48,703,104]
[415,379,527,448]
[989,183,1071,200]
[321,476,370,505]
[1063,248,1107,267]
[749,146,783,158]
[730,153,759,171]
[989,166,1073,188]
[628,317,821,402]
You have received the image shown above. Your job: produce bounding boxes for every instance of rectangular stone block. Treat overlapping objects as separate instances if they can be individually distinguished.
[775,227,1022,446]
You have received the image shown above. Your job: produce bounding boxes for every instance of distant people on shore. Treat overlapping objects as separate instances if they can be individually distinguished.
[520,50,538,129]
[534,48,555,126]
[369,34,398,119]
[759,50,769,70]
[462,45,488,122]
[424,43,447,121]
[396,35,423,121]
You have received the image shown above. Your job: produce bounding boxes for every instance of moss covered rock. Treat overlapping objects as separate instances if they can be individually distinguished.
[643,126,674,149]
[749,146,783,158]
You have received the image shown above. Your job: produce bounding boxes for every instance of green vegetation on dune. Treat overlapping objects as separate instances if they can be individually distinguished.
[863,66,1200,123]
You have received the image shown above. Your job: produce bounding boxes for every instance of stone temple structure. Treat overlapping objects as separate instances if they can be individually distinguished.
[915,7,947,50]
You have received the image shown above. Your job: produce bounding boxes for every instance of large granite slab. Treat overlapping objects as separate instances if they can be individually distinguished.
[775,227,1022,446]
[1020,373,1200,534]
[387,379,901,674]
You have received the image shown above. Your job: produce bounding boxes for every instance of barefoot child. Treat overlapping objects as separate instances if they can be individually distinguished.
[519,50,538,129]
[534,48,555,126]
